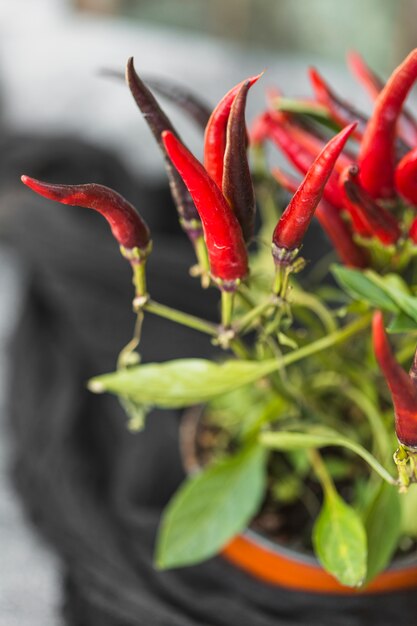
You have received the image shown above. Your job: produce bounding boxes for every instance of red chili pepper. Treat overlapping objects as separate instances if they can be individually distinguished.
[203,73,262,190]
[222,80,256,241]
[308,67,367,139]
[395,147,417,206]
[273,167,368,268]
[266,115,351,210]
[347,50,417,147]
[358,49,417,200]
[373,311,417,448]
[126,57,202,239]
[340,165,401,245]
[162,130,248,287]
[272,123,356,262]
[20,176,151,255]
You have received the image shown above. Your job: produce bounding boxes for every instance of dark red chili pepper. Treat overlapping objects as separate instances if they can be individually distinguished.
[373,310,417,448]
[358,49,417,200]
[265,114,349,209]
[273,167,368,268]
[21,176,151,254]
[340,165,401,245]
[347,50,417,147]
[395,147,417,206]
[203,73,262,190]
[126,57,202,239]
[162,130,248,287]
[272,123,356,262]
[308,67,367,139]
[222,80,256,241]
[100,67,211,130]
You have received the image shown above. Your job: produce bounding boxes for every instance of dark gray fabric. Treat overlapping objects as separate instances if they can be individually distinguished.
[3,135,417,625]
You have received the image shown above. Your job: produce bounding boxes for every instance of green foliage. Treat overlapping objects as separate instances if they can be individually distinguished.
[364,482,402,583]
[156,445,266,569]
[89,358,279,409]
[313,491,367,587]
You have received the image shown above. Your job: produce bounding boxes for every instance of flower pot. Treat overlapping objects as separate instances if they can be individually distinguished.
[180,406,417,597]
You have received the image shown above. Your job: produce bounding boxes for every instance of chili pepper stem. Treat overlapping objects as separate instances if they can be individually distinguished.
[132,262,149,310]
[189,235,211,288]
[221,290,235,329]
[273,264,291,298]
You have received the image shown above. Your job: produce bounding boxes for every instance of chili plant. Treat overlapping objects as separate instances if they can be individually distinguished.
[22,50,417,589]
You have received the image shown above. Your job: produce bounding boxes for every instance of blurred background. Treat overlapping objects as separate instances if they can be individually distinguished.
[1,1,417,624]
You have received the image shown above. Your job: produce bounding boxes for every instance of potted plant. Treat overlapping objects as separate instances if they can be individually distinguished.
[20,49,417,598]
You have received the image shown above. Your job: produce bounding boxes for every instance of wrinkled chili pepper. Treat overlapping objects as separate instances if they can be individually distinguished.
[395,147,417,206]
[373,311,417,448]
[340,165,401,245]
[162,130,248,288]
[308,67,367,138]
[358,49,417,200]
[126,57,202,240]
[273,167,368,268]
[21,176,151,255]
[222,80,256,241]
[203,73,262,190]
[272,123,356,263]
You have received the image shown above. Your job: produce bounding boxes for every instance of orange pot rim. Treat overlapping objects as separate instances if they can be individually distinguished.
[222,528,417,595]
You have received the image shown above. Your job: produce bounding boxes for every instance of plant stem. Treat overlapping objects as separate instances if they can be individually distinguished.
[117,310,144,369]
[308,448,338,500]
[291,290,337,333]
[235,297,276,333]
[144,299,217,336]
[281,313,372,368]
[221,290,235,329]
[132,262,147,299]
[193,235,210,288]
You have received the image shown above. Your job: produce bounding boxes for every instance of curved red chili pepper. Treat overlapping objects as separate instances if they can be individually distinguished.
[265,115,349,209]
[126,57,201,238]
[395,147,417,206]
[222,80,256,241]
[308,67,367,139]
[203,73,262,190]
[272,167,368,268]
[347,50,417,147]
[373,311,417,448]
[21,176,151,253]
[162,131,248,287]
[272,123,356,261]
[340,165,401,245]
[358,49,417,199]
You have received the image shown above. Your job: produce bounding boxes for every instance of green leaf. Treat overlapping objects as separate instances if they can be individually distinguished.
[364,482,401,583]
[387,311,417,333]
[156,445,266,569]
[331,266,398,312]
[368,271,417,324]
[89,358,278,409]
[401,485,417,537]
[313,492,367,587]
[259,429,396,485]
